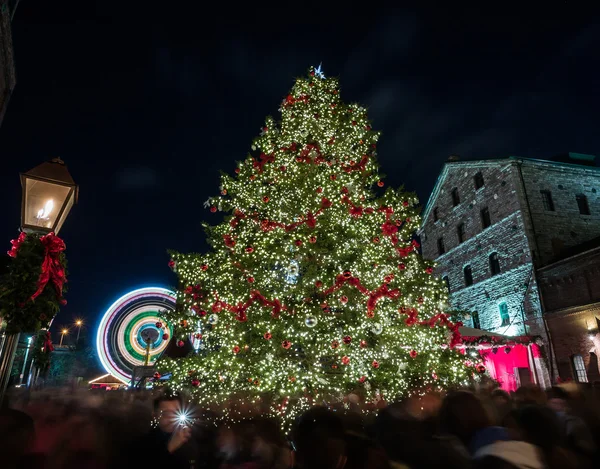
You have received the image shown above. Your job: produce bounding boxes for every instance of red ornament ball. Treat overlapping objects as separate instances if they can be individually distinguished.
[201,264,208,271]
[418,297,424,304]
[245,247,254,253]
[372,360,380,369]
[359,376,366,383]
[341,356,350,365]
[248,277,255,283]
[309,236,317,243]
[263,126,268,132]
[331,340,340,349]
[402,200,410,207]
[280,165,286,171]
[250,175,256,180]
[194,333,202,340]
[398,263,406,270]
[310,70,315,76]
[197,310,207,317]
[340,295,348,304]
[191,378,200,387]
[352,120,357,125]
[384,274,394,283]
[341,186,349,194]
[295,239,303,246]
[315,280,323,288]
[406,217,411,223]
[177,340,185,348]
[373,236,380,243]
[235,168,240,174]
[221,189,227,195]
[155,321,163,329]
[153,372,161,379]
[377,180,384,187]
[264,332,272,340]
[331,364,338,369]
[289,376,296,383]
[282,340,292,349]
[343,335,352,345]
[210,206,217,213]
[233,346,241,354]
[426,267,434,274]
[409,350,418,358]
[316,187,323,193]
[162,333,169,340]
[262,196,270,203]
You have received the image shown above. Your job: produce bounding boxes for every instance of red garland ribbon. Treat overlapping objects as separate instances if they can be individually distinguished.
[30,232,67,305]
[212,290,286,322]
[252,153,275,173]
[7,232,27,258]
[323,274,400,318]
[43,331,54,353]
[418,312,462,348]
[341,154,370,173]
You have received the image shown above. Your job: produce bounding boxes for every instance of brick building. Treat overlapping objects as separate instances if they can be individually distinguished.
[0,0,17,128]
[419,153,600,385]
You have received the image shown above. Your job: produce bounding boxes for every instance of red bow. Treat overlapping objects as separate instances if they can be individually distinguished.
[7,232,27,258]
[43,331,54,353]
[366,284,400,318]
[30,233,67,305]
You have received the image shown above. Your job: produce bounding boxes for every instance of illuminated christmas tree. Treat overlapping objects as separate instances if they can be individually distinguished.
[158,66,474,425]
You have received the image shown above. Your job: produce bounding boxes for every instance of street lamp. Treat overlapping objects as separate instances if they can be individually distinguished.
[20,157,78,235]
[59,329,68,347]
[0,157,78,404]
[75,319,83,344]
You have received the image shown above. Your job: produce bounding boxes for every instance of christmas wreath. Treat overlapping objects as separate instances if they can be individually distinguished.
[0,232,68,334]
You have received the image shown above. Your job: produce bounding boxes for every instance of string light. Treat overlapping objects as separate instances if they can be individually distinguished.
[158,66,480,430]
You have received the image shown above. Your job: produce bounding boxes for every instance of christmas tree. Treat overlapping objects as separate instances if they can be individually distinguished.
[159,66,474,426]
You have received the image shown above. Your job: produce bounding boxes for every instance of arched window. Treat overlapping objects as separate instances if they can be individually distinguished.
[498,302,509,327]
[489,252,500,276]
[571,355,588,383]
[442,275,450,291]
[463,265,473,286]
[451,188,460,207]
[471,310,480,329]
[474,172,485,190]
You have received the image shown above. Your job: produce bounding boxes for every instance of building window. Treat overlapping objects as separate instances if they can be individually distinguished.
[576,194,590,215]
[471,310,480,329]
[451,188,460,207]
[540,190,555,211]
[474,172,485,190]
[442,276,450,290]
[480,207,491,229]
[463,265,473,286]
[437,237,445,255]
[457,223,465,244]
[571,355,588,383]
[433,207,439,222]
[489,252,500,276]
[499,302,509,327]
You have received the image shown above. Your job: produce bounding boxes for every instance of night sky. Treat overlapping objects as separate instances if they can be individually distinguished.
[1,3,599,340]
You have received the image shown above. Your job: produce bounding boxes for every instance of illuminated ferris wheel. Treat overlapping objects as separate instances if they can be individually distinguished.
[96,287,178,384]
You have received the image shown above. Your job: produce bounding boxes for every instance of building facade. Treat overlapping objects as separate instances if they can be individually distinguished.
[0,0,17,128]
[420,153,600,385]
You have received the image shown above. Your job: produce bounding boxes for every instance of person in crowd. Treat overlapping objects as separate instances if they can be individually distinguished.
[290,406,347,469]
[127,389,199,468]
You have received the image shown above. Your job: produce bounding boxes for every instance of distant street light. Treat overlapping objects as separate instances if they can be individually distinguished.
[59,328,68,347]
[75,319,83,344]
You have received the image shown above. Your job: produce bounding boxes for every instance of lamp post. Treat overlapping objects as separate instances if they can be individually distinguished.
[59,329,68,347]
[0,157,78,405]
[18,336,33,386]
[75,320,83,345]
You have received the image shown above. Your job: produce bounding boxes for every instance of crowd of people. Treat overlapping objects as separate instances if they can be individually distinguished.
[1,381,599,469]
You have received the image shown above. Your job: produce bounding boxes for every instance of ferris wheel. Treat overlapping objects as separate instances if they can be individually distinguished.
[96,287,177,384]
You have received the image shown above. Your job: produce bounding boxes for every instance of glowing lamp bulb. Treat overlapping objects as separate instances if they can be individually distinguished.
[37,199,54,220]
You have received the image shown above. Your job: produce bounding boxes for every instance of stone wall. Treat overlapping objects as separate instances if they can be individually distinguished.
[518,160,600,265]
[420,161,543,336]
[0,1,16,127]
